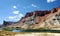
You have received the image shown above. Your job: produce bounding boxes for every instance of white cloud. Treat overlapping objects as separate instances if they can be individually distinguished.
[13,5,17,9]
[18,13,24,18]
[13,10,19,14]
[47,0,56,3]
[8,16,16,19]
[8,16,18,21]
[8,11,24,21]
[31,4,37,7]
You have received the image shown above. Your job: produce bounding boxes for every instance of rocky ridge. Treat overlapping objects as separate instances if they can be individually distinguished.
[1,6,60,30]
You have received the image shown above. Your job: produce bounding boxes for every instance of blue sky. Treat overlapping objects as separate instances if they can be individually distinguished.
[0,0,60,25]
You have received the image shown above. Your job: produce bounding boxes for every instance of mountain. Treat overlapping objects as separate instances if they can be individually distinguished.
[1,21,18,28]
[1,6,60,30]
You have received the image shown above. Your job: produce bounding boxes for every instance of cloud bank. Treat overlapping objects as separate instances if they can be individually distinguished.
[47,0,56,3]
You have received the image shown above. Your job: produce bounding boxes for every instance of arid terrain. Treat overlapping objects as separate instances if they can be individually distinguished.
[0,6,60,36]
[0,30,60,36]
[1,6,60,30]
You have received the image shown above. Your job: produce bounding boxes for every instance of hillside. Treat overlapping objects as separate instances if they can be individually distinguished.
[1,6,60,30]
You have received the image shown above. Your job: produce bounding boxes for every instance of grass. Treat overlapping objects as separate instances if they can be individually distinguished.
[0,30,60,36]
[0,30,16,36]
[2,27,60,33]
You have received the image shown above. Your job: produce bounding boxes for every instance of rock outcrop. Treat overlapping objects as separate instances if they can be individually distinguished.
[2,21,17,27]
[1,6,60,30]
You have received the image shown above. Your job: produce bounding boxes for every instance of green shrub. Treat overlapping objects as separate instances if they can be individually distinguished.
[15,27,21,30]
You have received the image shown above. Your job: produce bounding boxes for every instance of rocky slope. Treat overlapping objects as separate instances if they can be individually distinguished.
[1,21,17,27]
[1,6,60,30]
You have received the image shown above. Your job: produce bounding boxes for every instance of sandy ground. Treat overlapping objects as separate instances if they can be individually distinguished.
[0,31,60,36]
[15,33,60,36]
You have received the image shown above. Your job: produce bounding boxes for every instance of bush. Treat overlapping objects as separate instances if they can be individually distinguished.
[15,27,22,30]
[38,28,49,30]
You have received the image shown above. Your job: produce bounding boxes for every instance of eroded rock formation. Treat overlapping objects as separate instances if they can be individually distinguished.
[1,6,60,30]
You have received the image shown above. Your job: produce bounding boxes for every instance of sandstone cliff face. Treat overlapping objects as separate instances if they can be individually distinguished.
[2,6,60,30]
